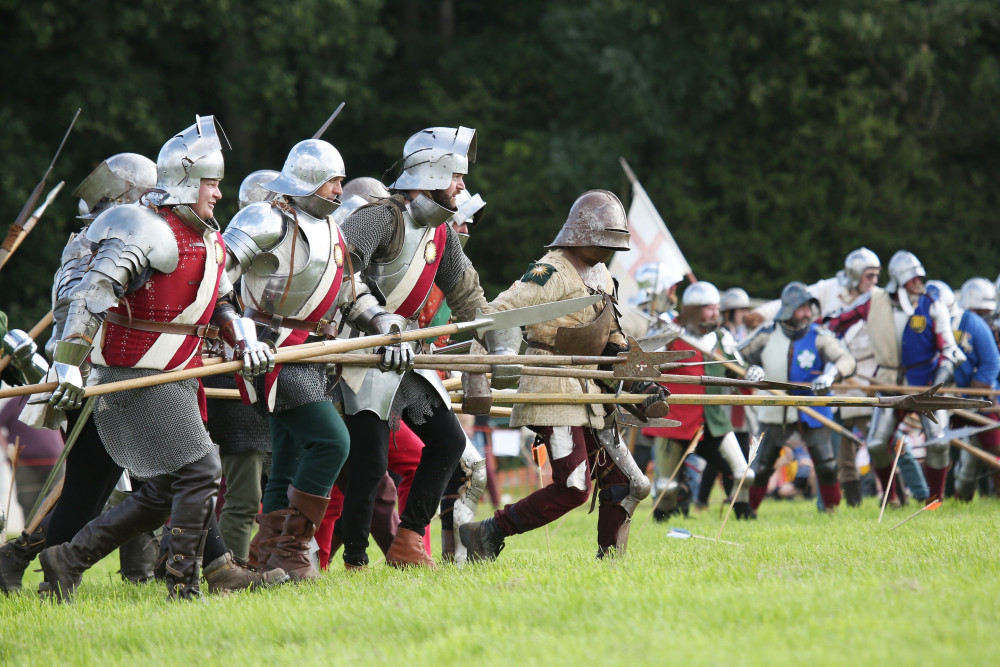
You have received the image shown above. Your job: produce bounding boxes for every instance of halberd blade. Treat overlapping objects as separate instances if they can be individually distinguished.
[472,294,602,335]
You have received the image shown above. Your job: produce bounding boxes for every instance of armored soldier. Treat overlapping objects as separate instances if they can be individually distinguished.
[643,282,756,520]
[223,138,414,580]
[928,281,1000,500]
[35,116,278,602]
[460,189,655,560]
[334,127,514,568]
[826,251,965,502]
[740,281,857,514]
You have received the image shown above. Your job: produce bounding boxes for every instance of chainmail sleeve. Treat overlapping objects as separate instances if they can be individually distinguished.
[339,203,397,269]
[438,225,488,322]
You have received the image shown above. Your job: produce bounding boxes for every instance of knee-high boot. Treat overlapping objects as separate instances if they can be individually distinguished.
[39,497,163,603]
[260,486,328,581]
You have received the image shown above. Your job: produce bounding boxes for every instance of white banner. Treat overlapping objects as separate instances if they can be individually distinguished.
[609,177,692,305]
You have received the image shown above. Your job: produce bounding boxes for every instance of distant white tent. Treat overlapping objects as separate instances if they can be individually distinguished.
[609,158,694,307]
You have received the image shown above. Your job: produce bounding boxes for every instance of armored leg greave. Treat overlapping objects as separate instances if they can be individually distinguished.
[866,407,897,468]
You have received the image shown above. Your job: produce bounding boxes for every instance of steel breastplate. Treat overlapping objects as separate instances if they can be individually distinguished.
[366,209,432,318]
[552,293,614,356]
[241,212,333,318]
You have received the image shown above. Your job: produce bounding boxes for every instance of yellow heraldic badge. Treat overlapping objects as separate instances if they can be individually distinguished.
[333,243,344,267]
[521,262,557,286]
[424,240,437,264]
[213,240,225,266]
[909,315,927,333]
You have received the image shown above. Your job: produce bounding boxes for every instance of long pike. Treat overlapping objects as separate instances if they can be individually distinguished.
[454,385,990,417]
[0,295,603,401]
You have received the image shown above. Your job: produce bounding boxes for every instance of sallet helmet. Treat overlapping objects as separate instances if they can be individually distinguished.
[237,170,279,210]
[389,126,476,191]
[74,153,157,220]
[155,115,230,206]
[682,281,721,307]
[957,277,998,312]
[886,250,925,292]
[720,287,751,312]
[547,189,630,251]
[267,139,346,219]
[776,281,819,322]
[843,247,881,290]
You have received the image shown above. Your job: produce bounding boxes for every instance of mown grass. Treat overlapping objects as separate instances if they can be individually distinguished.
[1,495,998,666]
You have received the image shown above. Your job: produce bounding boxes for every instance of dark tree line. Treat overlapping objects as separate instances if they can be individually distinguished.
[2,0,999,327]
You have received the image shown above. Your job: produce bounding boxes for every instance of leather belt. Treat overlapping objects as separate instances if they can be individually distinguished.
[104,311,219,339]
[526,340,557,353]
[245,308,337,337]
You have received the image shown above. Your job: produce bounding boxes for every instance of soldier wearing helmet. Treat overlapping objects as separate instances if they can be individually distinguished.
[740,281,857,515]
[642,282,757,521]
[826,250,966,502]
[461,189,659,561]
[929,279,1000,501]
[36,116,279,601]
[223,138,416,580]
[334,126,503,569]
[720,287,752,343]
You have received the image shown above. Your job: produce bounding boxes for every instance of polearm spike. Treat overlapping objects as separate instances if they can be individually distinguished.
[312,102,346,139]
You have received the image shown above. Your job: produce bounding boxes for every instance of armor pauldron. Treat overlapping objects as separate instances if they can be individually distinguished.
[86,205,180,274]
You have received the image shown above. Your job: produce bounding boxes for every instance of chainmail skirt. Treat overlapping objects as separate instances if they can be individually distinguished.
[204,373,271,456]
[273,363,336,414]
[91,366,215,479]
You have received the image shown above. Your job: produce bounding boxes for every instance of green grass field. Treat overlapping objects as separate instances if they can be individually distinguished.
[2,495,998,666]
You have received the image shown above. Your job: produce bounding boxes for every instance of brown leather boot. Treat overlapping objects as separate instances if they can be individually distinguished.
[385,527,436,569]
[260,487,328,581]
[204,552,289,593]
[250,511,280,570]
[440,529,456,563]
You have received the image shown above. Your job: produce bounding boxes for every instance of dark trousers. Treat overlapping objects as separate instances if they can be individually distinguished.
[337,403,465,565]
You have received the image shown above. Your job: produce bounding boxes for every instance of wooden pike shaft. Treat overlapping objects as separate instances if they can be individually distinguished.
[716,356,864,446]
[451,392,984,410]
[830,382,1000,397]
[0,309,54,374]
[0,318,486,400]
[304,352,648,367]
[201,385,515,419]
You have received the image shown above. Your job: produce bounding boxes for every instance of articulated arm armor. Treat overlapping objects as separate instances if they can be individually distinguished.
[1,329,49,384]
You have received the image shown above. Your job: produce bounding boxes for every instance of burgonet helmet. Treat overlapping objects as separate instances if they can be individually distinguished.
[156,115,230,206]
[547,189,630,251]
[74,153,157,220]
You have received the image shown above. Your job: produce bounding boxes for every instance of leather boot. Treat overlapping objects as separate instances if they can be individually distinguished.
[118,532,159,583]
[923,464,948,503]
[0,525,45,593]
[39,497,161,603]
[842,480,863,508]
[749,485,768,512]
[247,513,271,569]
[440,529,456,563]
[818,483,842,511]
[164,525,208,600]
[385,527,437,568]
[203,551,289,593]
[260,487,329,581]
[596,503,630,559]
[458,519,505,564]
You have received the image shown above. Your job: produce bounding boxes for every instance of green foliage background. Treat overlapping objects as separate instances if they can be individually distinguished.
[2,0,999,326]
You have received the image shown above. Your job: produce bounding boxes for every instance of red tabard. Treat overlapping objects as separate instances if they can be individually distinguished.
[98,208,224,371]
[393,223,448,320]
[642,337,705,441]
